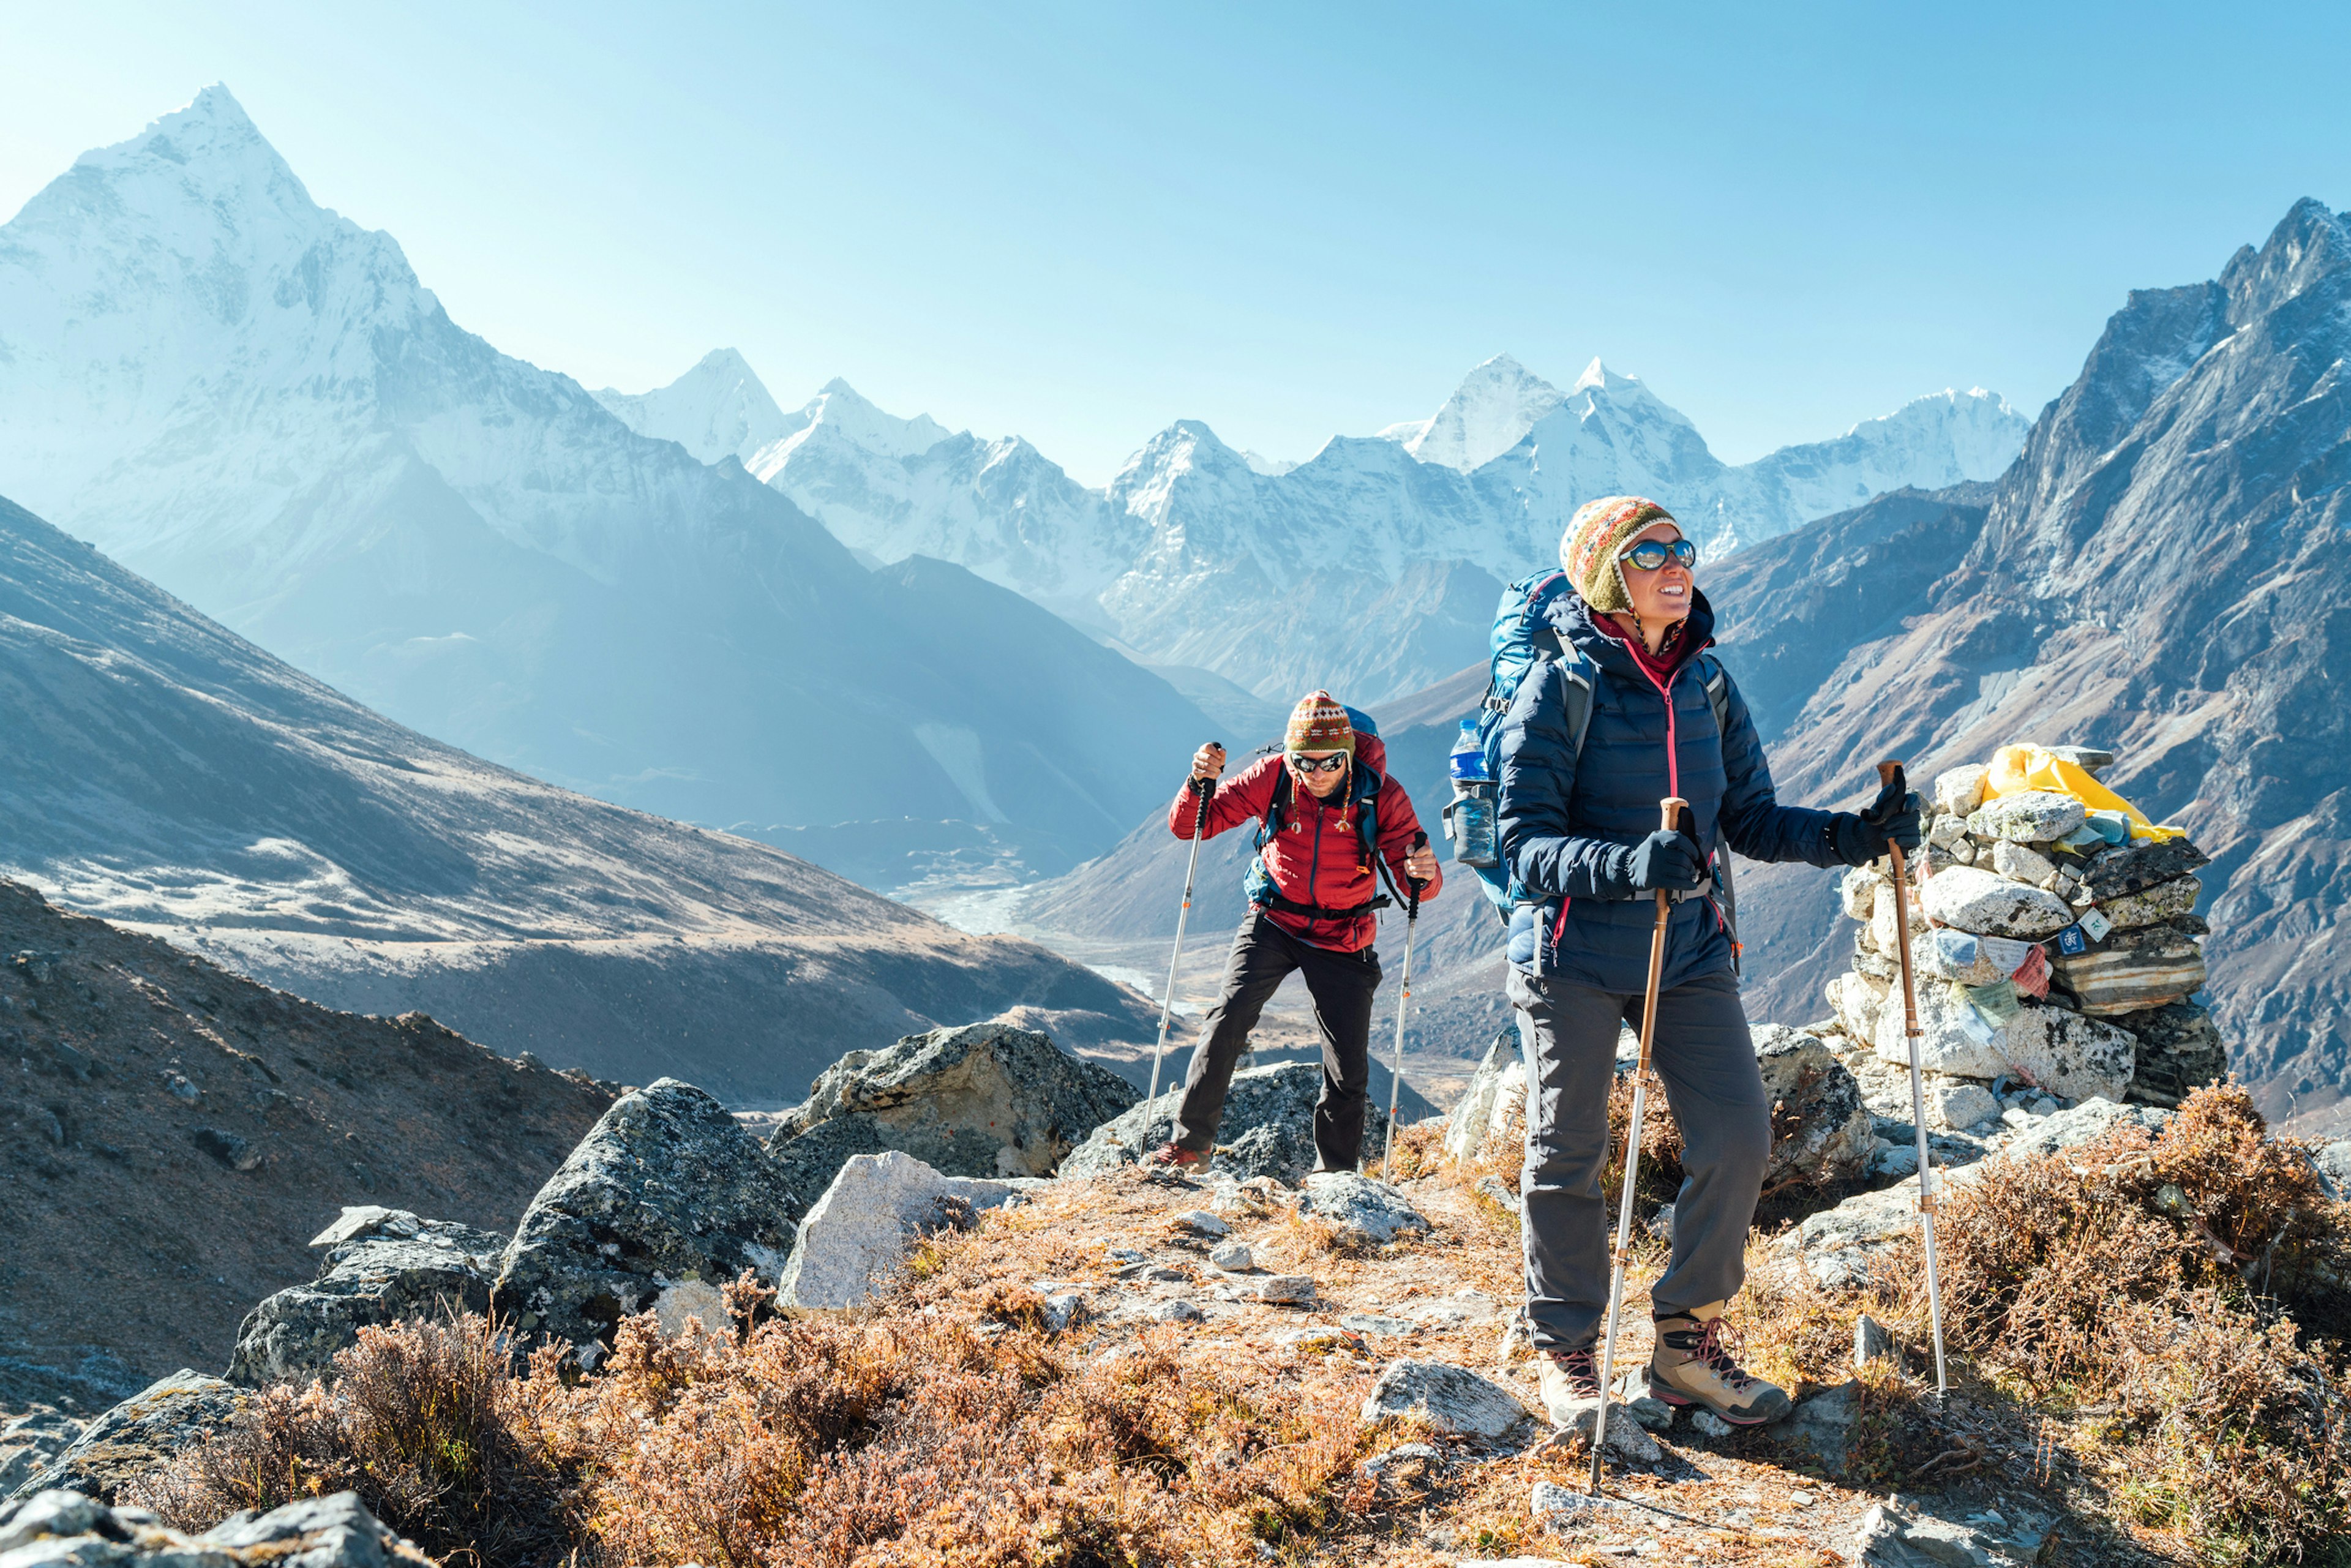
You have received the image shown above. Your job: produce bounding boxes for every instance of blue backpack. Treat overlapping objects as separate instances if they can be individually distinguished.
[1453,575,1739,958]
[1240,706,1405,917]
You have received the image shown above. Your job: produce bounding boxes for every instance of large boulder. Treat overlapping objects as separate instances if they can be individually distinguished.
[1919,866,2075,939]
[2049,922,2206,1016]
[1872,981,2136,1101]
[1060,1061,1400,1183]
[0,1488,433,1566]
[1752,1026,1873,1186]
[767,1021,1139,1199]
[777,1150,1021,1310]
[490,1079,802,1368]
[10,1371,241,1502]
[228,1209,505,1387]
[2116,1000,2229,1108]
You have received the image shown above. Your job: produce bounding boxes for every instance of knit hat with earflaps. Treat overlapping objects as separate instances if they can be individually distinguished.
[1561,495,1677,612]
[1284,690,1355,755]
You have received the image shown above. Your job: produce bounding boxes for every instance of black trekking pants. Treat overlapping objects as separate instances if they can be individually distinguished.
[1173,912,1382,1171]
[1509,966,1771,1351]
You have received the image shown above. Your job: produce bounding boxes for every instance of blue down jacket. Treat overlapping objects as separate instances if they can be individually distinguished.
[1497,588,1853,992]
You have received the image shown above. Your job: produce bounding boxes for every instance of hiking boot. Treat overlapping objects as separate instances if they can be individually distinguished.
[1142,1142,1204,1169]
[1646,1303,1791,1425]
[1535,1342,1603,1428]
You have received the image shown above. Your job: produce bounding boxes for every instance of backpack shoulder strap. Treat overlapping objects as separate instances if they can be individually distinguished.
[1698,652,1731,739]
[1256,764,1292,847]
[1556,640,1597,769]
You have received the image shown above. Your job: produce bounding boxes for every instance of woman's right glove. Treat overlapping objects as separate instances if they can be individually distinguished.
[1832,775,1925,865]
[1623,829,1709,892]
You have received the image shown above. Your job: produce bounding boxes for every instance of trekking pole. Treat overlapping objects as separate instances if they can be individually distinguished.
[1880,759,1949,1402]
[1589,795,1687,1493]
[1378,831,1431,1175]
[1146,763,1218,1109]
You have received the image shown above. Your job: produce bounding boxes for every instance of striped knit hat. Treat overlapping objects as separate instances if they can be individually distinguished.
[1284,689,1355,755]
[1561,495,1677,613]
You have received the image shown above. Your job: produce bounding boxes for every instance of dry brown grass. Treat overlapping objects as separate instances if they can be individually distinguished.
[135,1269,1383,1568]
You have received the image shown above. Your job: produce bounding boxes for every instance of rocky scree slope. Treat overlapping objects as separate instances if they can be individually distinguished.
[0,492,1155,1100]
[0,87,1215,878]
[0,879,611,1402]
[1708,198,2351,1131]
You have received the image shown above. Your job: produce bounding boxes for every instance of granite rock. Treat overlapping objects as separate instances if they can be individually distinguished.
[767,1021,1138,1197]
[229,1210,505,1387]
[1969,790,2086,843]
[2080,837,2210,901]
[1751,1026,1873,1186]
[1872,980,2137,1101]
[10,1371,241,1502]
[1919,866,2075,939]
[490,1079,803,1368]
[0,1487,435,1566]
[1299,1174,1431,1246]
[1062,1061,1403,1184]
[2098,874,2202,931]
[778,1149,1019,1309]
[1361,1360,1531,1442]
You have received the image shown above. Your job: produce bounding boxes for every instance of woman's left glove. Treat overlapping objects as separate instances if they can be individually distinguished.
[1833,775,1924,864]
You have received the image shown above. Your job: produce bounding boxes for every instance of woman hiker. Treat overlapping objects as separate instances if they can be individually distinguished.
[1496,495,1921,1428]
[1145,691,1444,1174]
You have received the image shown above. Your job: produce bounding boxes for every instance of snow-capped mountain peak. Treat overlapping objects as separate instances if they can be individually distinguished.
[592,347,790,466]
[1385,351,1568,470]
[744,378,951,479]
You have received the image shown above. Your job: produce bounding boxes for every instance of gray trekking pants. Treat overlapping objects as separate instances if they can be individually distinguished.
[1508,966,1770,1351]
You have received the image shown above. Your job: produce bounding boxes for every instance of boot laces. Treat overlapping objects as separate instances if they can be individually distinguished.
[1690,1318,1757,1392]
[1547,1345,1600,1396]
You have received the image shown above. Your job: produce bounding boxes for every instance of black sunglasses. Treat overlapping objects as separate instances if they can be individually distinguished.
[1619,537,1699,572]
[1289,752,1349,775]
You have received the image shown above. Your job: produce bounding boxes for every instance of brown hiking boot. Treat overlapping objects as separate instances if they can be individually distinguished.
[1142,1142,1204,1169]
[1647,1303,1790,1425]
[1536,1342,1603,1428]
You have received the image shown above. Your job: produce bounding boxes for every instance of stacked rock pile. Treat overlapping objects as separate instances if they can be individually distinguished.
[1821,746,2225,1135]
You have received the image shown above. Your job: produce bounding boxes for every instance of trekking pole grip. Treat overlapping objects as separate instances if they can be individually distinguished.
[1406,830,1428,915]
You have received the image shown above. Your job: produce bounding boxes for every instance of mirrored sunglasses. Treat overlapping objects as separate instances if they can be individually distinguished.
[1619,537,1698,571]
[1288,752,1349,775]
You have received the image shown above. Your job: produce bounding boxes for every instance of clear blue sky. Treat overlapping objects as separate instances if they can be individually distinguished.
[5,2,2347,483]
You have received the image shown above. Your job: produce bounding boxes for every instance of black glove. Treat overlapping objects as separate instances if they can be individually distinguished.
[1625,828,1709,892]
[1835,776,1925,864]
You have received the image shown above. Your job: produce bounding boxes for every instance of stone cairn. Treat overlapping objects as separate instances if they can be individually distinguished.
[1820,746,2225,1138]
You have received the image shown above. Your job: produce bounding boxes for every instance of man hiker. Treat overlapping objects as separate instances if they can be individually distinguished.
[1146,691,1444,1172]
[1496,495,1921,1429]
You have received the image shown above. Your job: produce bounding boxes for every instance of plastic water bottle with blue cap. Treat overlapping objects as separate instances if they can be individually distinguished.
[1442,717,1499,867]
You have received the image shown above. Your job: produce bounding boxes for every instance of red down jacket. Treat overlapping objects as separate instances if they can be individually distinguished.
[1165,732,1440,953]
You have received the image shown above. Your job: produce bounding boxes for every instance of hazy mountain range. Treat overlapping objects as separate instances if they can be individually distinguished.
[0,489,1156,1103]
[605,348,2028,708]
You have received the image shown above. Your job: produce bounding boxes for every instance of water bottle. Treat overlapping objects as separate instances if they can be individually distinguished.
[1444,718,1499,868]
